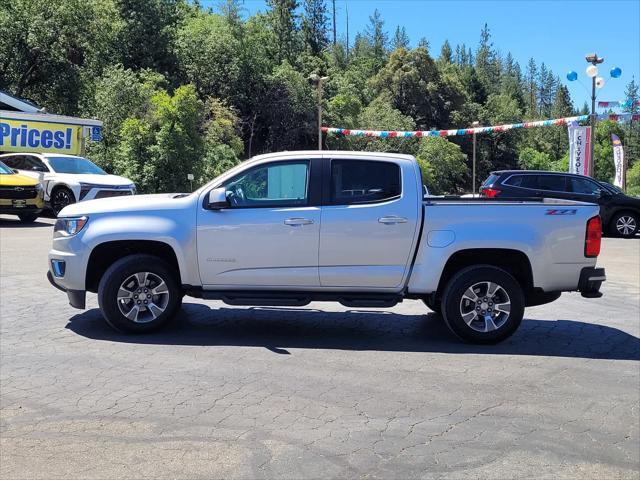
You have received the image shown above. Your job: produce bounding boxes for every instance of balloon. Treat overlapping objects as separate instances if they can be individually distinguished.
[566,71,578,81]
[586,65,598,78]
[596,77,606,89]
[610,67,622,78]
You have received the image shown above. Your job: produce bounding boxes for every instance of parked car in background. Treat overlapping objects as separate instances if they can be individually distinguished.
[0,153,135,216]
[480,170,640,238]
[0,160,44,222]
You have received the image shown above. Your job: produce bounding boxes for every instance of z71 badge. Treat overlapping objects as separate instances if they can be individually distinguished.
[545,209,577,215]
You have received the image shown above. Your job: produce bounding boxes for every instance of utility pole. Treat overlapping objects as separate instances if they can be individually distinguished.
[332,0,336,45]
[345,1,349,59]
[309,74,329,150]
[471,121,480,194]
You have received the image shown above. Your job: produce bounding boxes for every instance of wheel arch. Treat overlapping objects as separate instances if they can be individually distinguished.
[86,240,181,293]
[435,248,534,300]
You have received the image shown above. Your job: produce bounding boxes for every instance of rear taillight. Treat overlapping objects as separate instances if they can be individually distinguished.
[585,215,602,257]
[481,187,501,198]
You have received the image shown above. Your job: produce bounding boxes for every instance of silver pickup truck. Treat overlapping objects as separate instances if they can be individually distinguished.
[48,151,606,344]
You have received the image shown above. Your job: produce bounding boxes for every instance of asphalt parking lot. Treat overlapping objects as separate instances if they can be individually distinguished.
[1,215,639,479]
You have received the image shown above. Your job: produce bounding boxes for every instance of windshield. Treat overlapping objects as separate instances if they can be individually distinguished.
[47,156,106,175]
[0,161,13,175]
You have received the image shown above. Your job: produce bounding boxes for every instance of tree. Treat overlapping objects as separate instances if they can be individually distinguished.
[392,26,410,50]
[524,58,537,116]
[0,0,121,115]
[439,40,453,64]
[475,23,500,95]
[626,160,640,196]
[266,0,300,63]
[85,65,165,171]
[415,137,469,194]
[115,0,185,80]
[365,9,387,64]
[518,147,552,170]
[302,0,328,55]
[112,84,206,192]
[373,47,466,130]
[175,12,241,100]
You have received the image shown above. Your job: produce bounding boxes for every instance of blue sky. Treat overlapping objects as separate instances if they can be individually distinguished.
[202,0,640,114]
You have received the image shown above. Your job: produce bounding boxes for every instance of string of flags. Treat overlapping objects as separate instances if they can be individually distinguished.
[322,113,640,139]
[597,100,640,109]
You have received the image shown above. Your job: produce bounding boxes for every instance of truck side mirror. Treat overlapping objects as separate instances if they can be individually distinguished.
[208,187,229,210]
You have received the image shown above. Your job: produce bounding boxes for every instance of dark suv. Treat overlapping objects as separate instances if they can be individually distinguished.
[480,170,640,238]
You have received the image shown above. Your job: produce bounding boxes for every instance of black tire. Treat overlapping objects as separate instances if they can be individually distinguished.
[422,297,441,314]
[18,212,38,223]
[51,187,75,217]
[441,265,524,344]
[98,254,182,333]
[609,211,638,238]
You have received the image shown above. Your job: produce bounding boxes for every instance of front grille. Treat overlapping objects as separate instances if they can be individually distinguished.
[94,190,133,199]
[0,186,39,199]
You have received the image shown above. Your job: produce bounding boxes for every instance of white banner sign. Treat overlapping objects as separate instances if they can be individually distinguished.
[568,125,592,176]
[612,134,624,188]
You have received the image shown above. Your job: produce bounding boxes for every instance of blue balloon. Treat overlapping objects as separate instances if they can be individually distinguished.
[610,67,622,78]
[566,70,578,81]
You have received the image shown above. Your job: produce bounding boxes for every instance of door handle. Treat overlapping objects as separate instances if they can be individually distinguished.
[378,216,408,225]
[284,217,314,226]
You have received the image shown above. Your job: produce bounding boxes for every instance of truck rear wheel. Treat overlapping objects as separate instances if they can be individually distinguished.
[441,265,524,344]
[98,254,182,333]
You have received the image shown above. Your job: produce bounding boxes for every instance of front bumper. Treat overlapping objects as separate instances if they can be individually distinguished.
[0,206,43,215]
[47,270,86,309]
[578,267,606,298]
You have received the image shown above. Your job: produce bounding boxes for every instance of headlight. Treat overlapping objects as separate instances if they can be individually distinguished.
[54,216,88,237]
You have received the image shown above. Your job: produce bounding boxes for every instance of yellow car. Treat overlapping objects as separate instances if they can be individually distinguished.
[0,160,44,223]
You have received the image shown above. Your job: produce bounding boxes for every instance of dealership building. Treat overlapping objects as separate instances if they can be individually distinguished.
[0,90,102,156]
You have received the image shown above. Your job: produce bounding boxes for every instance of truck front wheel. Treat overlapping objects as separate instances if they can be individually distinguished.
[98,254,182,333]
[441,265,524,344]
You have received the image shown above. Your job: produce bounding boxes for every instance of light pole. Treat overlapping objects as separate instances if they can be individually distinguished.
[567,54,622,177]
[471,120,480,194]
[309,74,329,150]
[585,53,605,177]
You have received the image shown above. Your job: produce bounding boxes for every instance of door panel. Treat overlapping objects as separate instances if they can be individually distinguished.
[197,206,321,286]
[197,159,321,287]
[319,159,420,289]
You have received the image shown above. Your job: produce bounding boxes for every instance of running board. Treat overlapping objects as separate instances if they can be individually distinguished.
[185,287,403,308]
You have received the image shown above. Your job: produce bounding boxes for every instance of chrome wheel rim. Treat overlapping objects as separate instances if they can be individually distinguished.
[616,216,636,236]
[459,281,511,333]
[52,190,71,215]
[117,272,170,323]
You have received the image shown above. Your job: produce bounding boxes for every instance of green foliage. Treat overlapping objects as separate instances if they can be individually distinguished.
[626,161,640,197]
[1,2,602,194]
[0,0,121,114]
[518,147,552,170]
[175,12,240,99]
[415,137,469,194]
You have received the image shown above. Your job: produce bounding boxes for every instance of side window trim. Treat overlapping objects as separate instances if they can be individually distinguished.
[324,158,403,206]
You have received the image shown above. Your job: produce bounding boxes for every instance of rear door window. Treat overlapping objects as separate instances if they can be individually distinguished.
[21,156,49,172]
[504,174,538,189]
[330,160,401,205]
[538,175,567,192]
